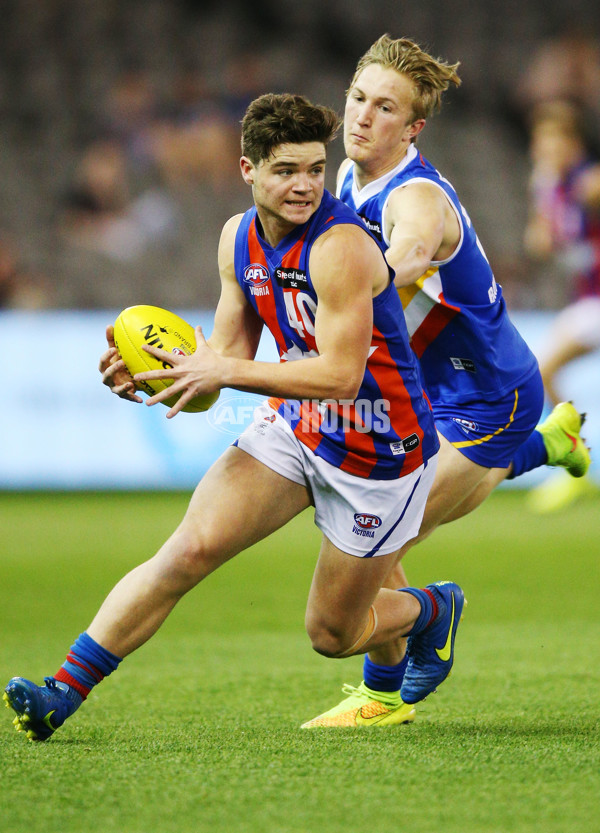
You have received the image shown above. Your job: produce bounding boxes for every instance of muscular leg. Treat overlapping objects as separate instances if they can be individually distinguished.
[87,446,311,658]
[407,433,493,542]
[368,433,492,667]
[301,533,465,727]
[440,464,510,524]
[304,537,421,659]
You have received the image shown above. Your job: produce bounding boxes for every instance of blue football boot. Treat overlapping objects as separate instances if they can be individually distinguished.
[3,677,82,741]
[400,581,465,704]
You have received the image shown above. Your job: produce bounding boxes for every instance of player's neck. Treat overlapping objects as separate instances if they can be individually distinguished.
[255,210,297,248]
[354,146,411,190]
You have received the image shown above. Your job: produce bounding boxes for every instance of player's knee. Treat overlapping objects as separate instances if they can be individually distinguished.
[156,525,221,592]
[305,615,352,658]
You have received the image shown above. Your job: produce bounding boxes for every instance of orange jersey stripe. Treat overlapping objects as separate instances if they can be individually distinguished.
[247,220,287,353]
[410,298,459,359]
[268,397,378,476]
[366,325,425,473]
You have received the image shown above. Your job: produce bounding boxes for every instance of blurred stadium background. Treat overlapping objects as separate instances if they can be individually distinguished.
[0,0,599,489]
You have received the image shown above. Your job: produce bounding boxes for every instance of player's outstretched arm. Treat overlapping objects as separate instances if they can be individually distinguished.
[385,182,455,287]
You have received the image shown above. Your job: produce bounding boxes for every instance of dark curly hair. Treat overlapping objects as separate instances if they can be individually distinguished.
[241,93,341,164]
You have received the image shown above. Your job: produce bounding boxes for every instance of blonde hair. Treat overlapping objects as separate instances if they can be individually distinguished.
[350,34,461,121]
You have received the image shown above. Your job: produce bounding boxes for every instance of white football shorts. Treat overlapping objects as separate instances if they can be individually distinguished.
[235,402,437,558]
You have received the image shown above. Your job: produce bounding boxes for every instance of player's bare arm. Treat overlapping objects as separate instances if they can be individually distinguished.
[385,181,460,287]
[304,222,383,395]
[148,216,265,414]
[208,214,264,360]
[135,223,380,415]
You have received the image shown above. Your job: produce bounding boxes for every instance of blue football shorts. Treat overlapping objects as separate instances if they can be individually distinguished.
[431,369,545,469]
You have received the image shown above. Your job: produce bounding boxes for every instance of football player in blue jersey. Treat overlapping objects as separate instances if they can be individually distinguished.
[302,35,591,727]
[4,93,465,740]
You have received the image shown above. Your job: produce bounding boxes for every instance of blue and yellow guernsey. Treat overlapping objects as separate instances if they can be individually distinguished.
[233,189,439,480]
[338,145,539,406]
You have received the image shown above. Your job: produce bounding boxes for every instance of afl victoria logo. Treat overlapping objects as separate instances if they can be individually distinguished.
[353,513,382,529]
[244,264,270,287]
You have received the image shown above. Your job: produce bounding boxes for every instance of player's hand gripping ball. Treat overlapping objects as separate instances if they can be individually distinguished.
[113,305,220,413]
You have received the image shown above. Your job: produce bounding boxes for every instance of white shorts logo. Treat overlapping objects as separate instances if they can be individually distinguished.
[352,513,382,538]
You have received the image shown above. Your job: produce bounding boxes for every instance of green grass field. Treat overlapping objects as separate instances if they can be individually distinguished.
[1,490,599,833]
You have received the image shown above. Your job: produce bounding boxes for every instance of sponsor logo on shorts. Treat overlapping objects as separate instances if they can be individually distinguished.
[352,513,382,538]
[450,357,477,373]
[452,417,478,432]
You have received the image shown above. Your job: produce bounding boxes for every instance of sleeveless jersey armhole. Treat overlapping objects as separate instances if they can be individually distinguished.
[381,178,464,265]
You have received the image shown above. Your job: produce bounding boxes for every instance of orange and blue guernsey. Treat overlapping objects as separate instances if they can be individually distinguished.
[338,146,540,406]
[233,189,439,479]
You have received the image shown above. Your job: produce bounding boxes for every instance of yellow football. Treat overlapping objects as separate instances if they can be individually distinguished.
[113,305,220,413]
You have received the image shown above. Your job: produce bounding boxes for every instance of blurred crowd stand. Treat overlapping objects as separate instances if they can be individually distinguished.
[0,234,53,309]
[0,0,599,312]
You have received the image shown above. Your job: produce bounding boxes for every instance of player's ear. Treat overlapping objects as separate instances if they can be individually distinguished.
[406,119,426,142]
[240,156,255,185]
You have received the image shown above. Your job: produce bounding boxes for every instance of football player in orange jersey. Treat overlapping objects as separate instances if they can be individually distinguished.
[5,93,466,740]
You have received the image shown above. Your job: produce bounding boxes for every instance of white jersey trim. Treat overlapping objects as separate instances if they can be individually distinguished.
[336,158,353,197]
[344,145,420,209]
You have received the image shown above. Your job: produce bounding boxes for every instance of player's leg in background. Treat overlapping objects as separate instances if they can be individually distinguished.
[445,396,593,520]
[359,375,546,712]
[365,364,541,693]
[539,335,593,408]
[437,464,511,524]
[527,317,597,511]
[389,433,493,552]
